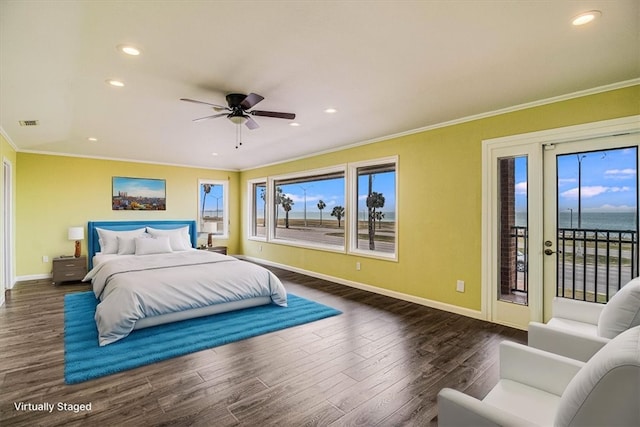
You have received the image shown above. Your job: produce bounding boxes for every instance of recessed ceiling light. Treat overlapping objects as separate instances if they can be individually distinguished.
[572,10,601,26]
[117,44,141,56]
[324,108,337,114]
[87,137,98,142]
[211,152,219,156]
[106,79,125,87]
[290,122,301,127]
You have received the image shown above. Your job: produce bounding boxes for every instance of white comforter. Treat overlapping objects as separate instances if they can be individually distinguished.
[84,251,287,346]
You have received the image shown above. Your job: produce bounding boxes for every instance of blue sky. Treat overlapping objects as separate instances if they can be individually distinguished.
[279,177,345,214]
[201,184,225,212]
[515,146,637,212]
[252,171,397,216]
[557,147,636,212]
[113,177,165,198]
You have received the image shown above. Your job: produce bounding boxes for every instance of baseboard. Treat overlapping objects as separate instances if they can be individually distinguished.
[240,256,485,321]
[16,273,52,282]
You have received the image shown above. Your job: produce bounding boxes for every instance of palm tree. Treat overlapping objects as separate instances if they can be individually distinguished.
[317,200,326,225]
[366,191,385,250]
[331,206,345,228]
[274,186,284,226]
[281,196,294,228]
[374,211,385,230]
[259,187,266,226]
[201,183,211,229]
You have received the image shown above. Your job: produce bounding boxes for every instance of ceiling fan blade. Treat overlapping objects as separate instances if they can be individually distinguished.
[245,116,260,130]
[192,113,228,122]
[180,98,227,110]
[251,110,296,120]
[240,93,264,109]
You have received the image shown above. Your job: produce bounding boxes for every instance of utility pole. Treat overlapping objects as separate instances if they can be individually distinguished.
[297,184,313,227]
[577,154,586,229]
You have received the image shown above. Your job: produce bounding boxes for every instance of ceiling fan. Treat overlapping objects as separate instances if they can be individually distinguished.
[180,93,295,130]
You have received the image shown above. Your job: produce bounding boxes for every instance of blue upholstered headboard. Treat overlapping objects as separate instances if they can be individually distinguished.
[87,220,197,269]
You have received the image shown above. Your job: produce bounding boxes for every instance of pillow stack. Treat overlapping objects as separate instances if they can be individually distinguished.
[95,226,192,256]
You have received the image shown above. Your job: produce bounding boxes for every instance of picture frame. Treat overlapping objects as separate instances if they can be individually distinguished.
[112,176,166,210]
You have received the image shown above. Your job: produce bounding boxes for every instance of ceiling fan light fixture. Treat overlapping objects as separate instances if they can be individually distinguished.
[572,10,601,26]
[229,115,248,125]
[324,108,337,114]
[290,122,301,127]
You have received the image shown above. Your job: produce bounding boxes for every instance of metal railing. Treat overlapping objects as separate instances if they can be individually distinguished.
[556,228,637,303]
[510,226,528,295]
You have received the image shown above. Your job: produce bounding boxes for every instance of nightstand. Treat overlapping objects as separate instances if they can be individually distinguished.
[199,246,227,255]
[52,256,87,285]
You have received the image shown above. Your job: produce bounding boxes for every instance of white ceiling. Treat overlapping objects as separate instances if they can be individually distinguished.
[1,1,638,171]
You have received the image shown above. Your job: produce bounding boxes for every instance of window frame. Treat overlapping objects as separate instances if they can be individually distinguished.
[247,178,267,242]
[348,156,398,261]
[268,165,347,253]
[198,179,229,239]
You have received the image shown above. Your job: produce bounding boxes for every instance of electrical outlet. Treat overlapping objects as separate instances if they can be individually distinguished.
[42,255,49,263]
[356,262,361,271]
[456,280,465,292]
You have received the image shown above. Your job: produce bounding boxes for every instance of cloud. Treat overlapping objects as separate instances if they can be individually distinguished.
[558,178,577,186]
[560,185,631,199]
[605,168,636,180]
[284,193,324,204]
[584,204,636,212]
[515,181,527,195]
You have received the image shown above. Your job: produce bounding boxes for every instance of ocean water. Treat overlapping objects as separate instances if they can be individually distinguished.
[268,211,636,230]
[517,211,637,231]
[269,211,397,222]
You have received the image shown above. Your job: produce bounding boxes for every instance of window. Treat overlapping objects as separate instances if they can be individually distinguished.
[349,157,397,259]
[248,157,398,259]
[198,179,228,238]
[248,179,267,240]
[270,167,346,250]
[498,156,528,305]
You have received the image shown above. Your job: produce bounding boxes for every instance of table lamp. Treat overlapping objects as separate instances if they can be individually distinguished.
[68,227,84,258]
[203,222,217,247]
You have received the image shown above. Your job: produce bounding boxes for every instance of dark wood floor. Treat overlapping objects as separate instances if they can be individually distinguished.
[0,265,526,426]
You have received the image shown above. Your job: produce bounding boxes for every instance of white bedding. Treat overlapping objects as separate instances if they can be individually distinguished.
[84,250,288,346]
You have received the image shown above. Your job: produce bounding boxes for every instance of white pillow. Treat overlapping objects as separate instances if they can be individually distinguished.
[134,235,172,255]
[117,234,150,255]
[96,228,146,254]
[146,226,191,251]
[598,277,640,339]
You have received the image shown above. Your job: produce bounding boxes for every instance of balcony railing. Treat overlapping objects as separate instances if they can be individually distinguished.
[507,226,637,304]
[557,228,638,303]
[510,226,528,295]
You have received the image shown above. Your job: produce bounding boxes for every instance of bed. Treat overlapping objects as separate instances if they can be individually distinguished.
[84,220,287,346]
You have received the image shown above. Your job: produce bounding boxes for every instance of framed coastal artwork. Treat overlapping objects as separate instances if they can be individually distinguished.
[112,176,166,210]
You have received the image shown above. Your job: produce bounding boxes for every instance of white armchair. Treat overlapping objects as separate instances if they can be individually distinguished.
[438,325,640,427]
[528,277,640,362]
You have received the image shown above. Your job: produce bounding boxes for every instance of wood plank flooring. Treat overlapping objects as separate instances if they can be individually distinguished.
[0,265,526,426]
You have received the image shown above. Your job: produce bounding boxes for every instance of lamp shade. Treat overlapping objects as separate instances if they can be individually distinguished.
[229,115,248,125]
[68,227,84,241]
[202,222,217,233]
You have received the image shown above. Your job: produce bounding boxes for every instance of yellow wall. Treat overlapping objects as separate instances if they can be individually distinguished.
[240,85,640,311]
[1,134,17,289]
[16,154,239,277]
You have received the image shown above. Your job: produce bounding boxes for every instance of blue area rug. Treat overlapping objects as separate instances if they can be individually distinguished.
[64,291,341,384]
